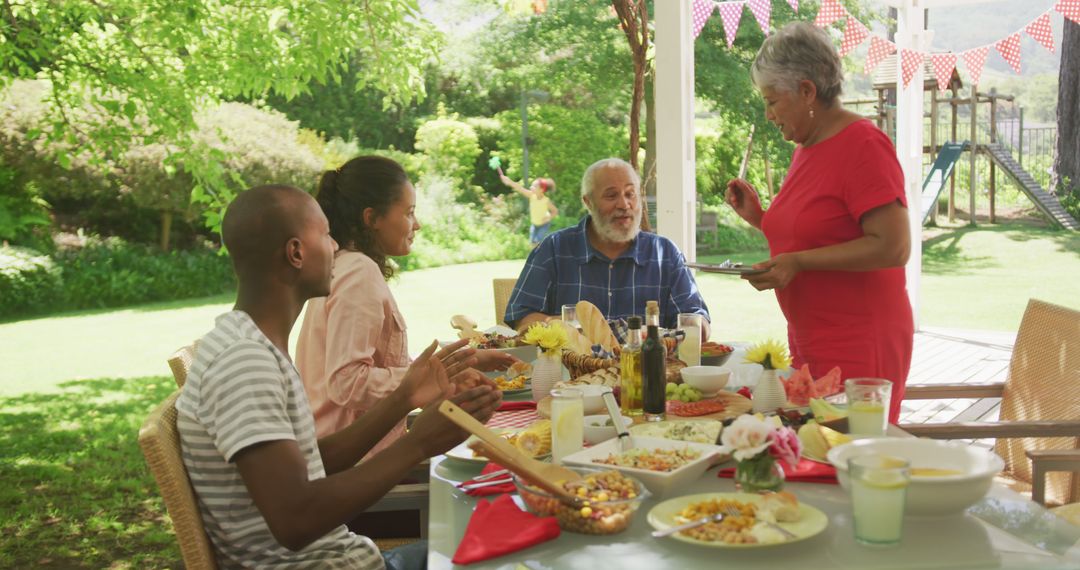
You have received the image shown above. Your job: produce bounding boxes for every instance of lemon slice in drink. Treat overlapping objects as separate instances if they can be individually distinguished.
[859,468,909,489]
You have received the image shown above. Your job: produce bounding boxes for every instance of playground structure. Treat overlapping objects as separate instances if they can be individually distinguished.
[846,55,1079,231]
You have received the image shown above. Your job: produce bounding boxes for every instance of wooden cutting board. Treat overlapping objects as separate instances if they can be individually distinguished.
[537,391,751,422]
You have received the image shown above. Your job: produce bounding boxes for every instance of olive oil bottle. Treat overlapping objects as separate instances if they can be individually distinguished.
[642,300,666,421]
[619,316,643,416]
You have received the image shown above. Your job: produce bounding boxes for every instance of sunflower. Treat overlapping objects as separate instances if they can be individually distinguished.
[744,339,792,370]
[522,322,569,355]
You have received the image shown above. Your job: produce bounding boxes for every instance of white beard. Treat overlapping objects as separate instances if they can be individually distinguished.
[590,207,642,243]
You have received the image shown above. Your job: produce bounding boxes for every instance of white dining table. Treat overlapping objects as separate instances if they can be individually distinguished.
[425,447,1080,569]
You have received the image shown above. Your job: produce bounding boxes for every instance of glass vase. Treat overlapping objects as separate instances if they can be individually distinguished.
[531,350,563,401]
[734,454,785,493]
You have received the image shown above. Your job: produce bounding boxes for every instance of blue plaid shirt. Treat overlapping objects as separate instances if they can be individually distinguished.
[504,215,710,329]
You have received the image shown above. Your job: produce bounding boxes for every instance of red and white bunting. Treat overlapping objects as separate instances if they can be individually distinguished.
[929,53,957,90]
[787,0,799,13]
[747,0,772,36]
[865,36,896,74]
[691,0,715,39]
[1025,12,1056,54]
[900,49,925,88]
[962,46,990,85]
[838,16,869,57]
[1057,0,1080,25]
[718,1,746,49]
[814,0,846,28]
[996,32,1022,74]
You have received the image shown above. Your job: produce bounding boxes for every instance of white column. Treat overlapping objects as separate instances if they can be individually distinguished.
[654,0,697,261]
[895,1,929,330]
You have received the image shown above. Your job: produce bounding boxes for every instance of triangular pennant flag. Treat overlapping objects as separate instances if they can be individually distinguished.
[718,1,746,48]
[747,0,772,35]
[1056,0,1080,24]
[788,0,799,12]
[814,0,846,28]
[691,0,715,39]
[996,32,1022,74]
[900,49,925,88]
[1025,12,1056,54]
[929,53,957,91]
[838,16,869,57]
[865,36,896,74]
[962,46,989,85]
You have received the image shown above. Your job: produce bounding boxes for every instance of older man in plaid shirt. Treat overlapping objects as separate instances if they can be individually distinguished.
[504,158,711,340]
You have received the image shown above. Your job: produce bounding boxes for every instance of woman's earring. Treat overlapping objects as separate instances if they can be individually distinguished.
[809,108,815,119]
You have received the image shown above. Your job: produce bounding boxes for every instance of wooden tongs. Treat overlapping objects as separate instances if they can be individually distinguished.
[438,400,583,505]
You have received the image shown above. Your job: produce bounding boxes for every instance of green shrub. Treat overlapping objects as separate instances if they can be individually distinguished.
[0,160,52,251]
[414,109,482,197]
[1058,176,1079,227]
[0,246,63,318]
[398,175,531,271]
[55,238,235,310]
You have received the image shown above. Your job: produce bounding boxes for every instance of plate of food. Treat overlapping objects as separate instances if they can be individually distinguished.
[628,420,723,444]
[489,361,533,397]
[444,421,551,466]
[647,492,828,548]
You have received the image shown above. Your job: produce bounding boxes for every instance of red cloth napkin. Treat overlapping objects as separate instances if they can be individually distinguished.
[457,463,515,496]
[718,458,838,485]
[451,494,561,565]
[496,401,537,412]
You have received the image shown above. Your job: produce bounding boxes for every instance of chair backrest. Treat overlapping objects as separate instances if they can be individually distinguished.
[138,391,219,569]
[492,278,518,326]
[996,299,1080,505]
[168,341,199,387]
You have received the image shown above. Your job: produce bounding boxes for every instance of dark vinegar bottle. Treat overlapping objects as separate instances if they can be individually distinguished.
[642,300,666,421]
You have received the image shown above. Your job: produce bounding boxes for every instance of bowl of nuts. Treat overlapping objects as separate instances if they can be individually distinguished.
[512,467,650,535]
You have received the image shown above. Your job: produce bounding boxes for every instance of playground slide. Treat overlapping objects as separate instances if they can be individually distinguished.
[920,142,968,223]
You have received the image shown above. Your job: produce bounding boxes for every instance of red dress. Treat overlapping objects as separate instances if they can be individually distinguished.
[761,120,914,422]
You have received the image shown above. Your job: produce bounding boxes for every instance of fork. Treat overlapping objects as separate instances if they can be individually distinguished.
[651,512,727,538]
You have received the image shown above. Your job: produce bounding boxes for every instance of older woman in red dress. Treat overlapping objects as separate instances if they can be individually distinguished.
[726,22,914,422]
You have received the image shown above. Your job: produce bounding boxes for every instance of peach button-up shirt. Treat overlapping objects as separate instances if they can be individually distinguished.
[296,250,409,456]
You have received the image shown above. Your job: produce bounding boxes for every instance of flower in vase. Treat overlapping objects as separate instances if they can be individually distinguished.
[744,339,792,371]
[767,424,803,469]
[522,322,569,356]
[718,415,773,461]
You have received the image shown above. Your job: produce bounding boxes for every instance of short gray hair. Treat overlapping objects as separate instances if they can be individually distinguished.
[580,158,640,199]
[751,22,843,105]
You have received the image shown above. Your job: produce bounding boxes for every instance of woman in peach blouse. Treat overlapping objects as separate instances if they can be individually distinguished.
[296,156,515,455]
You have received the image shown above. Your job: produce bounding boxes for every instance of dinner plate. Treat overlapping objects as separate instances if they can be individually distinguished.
[499,383,532,398]
[443,429,550,466]
[647,492,828,548]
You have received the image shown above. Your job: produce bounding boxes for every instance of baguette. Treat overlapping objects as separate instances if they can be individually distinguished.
[575,300,618,350]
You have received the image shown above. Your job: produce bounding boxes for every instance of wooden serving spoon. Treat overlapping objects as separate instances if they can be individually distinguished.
[438,400,582,504]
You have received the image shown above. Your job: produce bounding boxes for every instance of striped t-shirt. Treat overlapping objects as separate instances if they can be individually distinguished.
[176,310,384,569]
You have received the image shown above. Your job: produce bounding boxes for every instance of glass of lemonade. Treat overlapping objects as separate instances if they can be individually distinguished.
[550,388,583,464]
[845,378,892,437]
[677,313,702,367]
[848,454,910,546]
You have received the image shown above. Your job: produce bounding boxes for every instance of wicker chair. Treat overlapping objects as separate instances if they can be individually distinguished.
[139,391,219,569]
[900,299,1080,505]
[167,341,199,387]
[492,278,517,326]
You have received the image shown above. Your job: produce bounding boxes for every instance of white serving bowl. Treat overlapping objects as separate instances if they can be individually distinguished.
[561,436,724,497]
[718,361,764,390]
[573,384,614,415]
[679,366,730,395]
[827,437,1005,517]
[582,414,634,445]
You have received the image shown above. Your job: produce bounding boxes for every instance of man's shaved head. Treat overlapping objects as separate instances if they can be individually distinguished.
[222,185,317,275]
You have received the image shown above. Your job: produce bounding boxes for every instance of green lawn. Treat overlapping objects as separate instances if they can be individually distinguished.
[0,223,1077,566]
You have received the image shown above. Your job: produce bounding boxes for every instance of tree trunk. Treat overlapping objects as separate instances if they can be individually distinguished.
[612,0,652,231]
[1055,18,1080,193]
[642,77,657,232]
[160,210,172,252]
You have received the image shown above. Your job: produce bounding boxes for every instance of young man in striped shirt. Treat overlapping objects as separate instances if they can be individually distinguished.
[177,185,500,569]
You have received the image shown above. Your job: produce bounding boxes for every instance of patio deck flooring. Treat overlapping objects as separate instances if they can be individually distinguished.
[900,325,1017,449]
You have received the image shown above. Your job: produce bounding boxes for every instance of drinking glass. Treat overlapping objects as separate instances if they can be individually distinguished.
[561,304,580,330]
[845,378,892,437]
[677,313,702,367]
[550,388,583,464]
[849,454,910,546]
